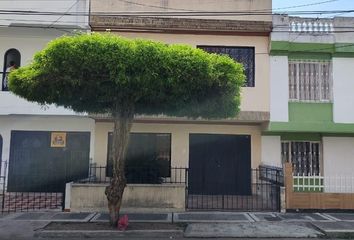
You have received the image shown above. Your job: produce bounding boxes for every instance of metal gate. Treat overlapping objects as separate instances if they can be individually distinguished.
[186,166,283,211]
[1,131,90,213]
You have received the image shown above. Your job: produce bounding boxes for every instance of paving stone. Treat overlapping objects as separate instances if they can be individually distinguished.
[276,213,323,221]
[175,212,251,222]
[92,213,170,222]
[251,213,280,221]
[312,221,354,238]
[184,222,323,238]
[14,212,47,220]
[326,213,354,221]
[51,212,92,221]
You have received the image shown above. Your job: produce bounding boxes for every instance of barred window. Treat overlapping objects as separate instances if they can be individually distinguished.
[281,141,321,176]
[289,60,332,102]
[106,132,171,178]
[198,46,255,87]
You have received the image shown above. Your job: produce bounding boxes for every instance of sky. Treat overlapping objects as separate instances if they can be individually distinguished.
[273,0,354,17]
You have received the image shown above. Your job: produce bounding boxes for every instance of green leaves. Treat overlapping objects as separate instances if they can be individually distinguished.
[9,33,245,118]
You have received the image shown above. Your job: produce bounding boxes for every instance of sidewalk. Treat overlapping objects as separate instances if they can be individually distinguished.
[1,211,354,238]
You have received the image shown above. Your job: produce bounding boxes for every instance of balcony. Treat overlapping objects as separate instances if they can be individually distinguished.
[289,17,333,34]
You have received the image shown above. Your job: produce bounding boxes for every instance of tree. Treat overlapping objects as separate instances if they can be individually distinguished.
[9,33,245,225]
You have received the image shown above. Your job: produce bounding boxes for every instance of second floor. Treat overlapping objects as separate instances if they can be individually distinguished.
[269,15,354,127]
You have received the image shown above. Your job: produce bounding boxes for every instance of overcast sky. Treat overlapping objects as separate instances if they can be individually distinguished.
[273,0,354,17]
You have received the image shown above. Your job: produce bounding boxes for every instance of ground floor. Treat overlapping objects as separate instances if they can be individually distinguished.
[1,115,354,213]
[262,133,354,210]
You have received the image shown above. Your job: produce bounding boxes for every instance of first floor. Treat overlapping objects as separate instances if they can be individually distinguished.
[262,132,354,210]
[1,115,354,213]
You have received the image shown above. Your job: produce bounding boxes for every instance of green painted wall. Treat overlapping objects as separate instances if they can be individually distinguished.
[289,102,332,123]
[264,103,354,135]
[270,41,354,58]
[267,121,354,134]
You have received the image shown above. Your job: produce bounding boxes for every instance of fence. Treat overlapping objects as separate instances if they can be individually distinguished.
[285,163,354,210]
[0,161,63,214]
[259,165,284,186]
[293,174,354,193]
[289,17,334,33]
[77,163,187,184]
[187,168,282,211]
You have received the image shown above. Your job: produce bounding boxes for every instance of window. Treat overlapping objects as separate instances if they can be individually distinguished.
[289,60,332,102]
[281,141,321,176]
[198,46,255,87]
[106,132,171,181]
[2,48,21,91]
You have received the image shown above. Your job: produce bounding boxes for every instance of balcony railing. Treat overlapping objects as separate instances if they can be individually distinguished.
[0,72,8,91]
[289,17,334,34]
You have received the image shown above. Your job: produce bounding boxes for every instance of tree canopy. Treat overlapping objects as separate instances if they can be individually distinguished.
[9,33,245,118]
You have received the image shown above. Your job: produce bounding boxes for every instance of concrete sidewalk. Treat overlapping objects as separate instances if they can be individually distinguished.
[2,211,354,238]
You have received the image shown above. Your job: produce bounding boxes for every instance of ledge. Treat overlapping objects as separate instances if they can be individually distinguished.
[90,111,270,124]
[90,16,272,36]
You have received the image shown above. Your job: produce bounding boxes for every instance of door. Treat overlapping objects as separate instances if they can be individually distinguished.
[189,134,251,195]
[7,131,90,192]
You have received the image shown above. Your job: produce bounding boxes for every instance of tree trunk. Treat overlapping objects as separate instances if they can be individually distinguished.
[105,105,134,226]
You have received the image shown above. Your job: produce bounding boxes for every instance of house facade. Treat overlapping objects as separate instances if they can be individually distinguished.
[0,0,94,211]
[69,0,276,212]
[2,0,354,213]
[265,15,354,210]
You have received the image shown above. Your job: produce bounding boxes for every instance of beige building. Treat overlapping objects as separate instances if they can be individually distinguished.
[71,0,276,212]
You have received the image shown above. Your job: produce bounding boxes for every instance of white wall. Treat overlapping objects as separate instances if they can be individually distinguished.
[0,115,95,178]
[0,27,83,116]
[261,136,282,168]
[0,0,89,28]
[0,92,77,115]
[270,56,289,122]
[323,137,354,193]
[332,58,354,123]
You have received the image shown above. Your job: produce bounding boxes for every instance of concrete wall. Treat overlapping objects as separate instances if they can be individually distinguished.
[261,136,282,168]
[332,58,354,123]
[0,116,95,175]
[0,27,86,116]
[113,32,270,113]
[323,137,354,176]
[270,56,289,122]
[69,183,186,212]
[0,0,89,27]
[91,0,272,22]
[94,122,262,169]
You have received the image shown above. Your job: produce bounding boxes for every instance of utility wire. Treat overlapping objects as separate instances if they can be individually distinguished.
[1,9,354,17]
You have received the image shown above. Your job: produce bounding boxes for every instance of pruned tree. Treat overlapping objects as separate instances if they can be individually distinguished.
[9,33,245,225]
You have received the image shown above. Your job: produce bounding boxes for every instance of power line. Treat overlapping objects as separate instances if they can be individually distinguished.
[1,9,354,17]
[46,0,80,28]
[272,0,339,11]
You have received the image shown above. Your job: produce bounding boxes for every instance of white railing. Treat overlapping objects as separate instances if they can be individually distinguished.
[293,174,354,193]
[289,18,334,34]
[293,174,324,192]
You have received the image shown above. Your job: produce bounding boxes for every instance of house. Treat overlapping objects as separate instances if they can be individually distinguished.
[265,15,354,210]
[0,0,94,212]
[65,0,278,213]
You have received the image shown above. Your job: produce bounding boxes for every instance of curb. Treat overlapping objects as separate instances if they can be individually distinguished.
[35,229,184,238]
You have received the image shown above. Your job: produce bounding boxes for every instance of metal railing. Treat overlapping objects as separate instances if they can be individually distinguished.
[0,72,8,91]
[259,165,284,186]
[77,163,187,184]
[187,168,282,211]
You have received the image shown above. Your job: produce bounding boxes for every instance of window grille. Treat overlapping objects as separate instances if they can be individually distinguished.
[198,46,255,87]
[289,60,332,102]
[281,141,321,176]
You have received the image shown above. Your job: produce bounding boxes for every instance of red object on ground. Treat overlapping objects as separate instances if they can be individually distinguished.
[117,214,129,231]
